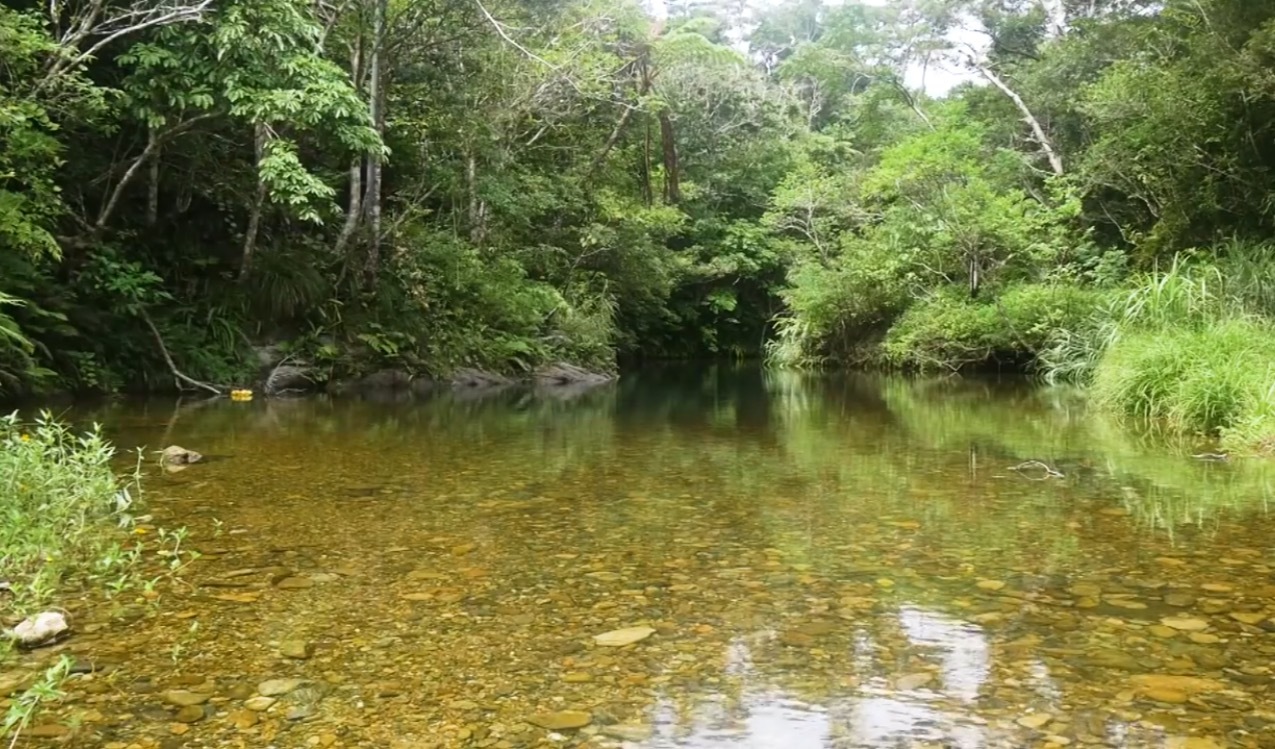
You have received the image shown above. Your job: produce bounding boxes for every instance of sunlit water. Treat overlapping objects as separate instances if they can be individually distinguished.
[10,368,1275,748]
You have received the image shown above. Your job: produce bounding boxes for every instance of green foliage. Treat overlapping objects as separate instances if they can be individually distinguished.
[0,413,142,614]
[884,284,1113,372]
[1092,320,1275,440]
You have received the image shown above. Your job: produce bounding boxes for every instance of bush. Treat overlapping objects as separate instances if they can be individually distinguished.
[883,284,1111,372]
[1,412,144,742]
[1092,319,1275,444]
[0,412,141,614]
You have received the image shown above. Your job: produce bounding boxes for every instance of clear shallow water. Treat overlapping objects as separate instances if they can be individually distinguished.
[10,368,1275,748]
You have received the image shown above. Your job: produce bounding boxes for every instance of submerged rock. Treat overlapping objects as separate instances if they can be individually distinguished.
[593,626,655,647]
[527,710,591,730]
[7,611,69,648]
[257,678,306,697]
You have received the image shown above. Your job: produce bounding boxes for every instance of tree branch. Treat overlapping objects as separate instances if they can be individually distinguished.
[141,311,225,395]
[973,58,1064,176]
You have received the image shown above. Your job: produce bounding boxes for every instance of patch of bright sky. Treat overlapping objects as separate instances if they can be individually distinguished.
[645,0,992,96]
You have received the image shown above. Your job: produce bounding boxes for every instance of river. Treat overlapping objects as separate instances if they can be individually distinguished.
[12,367,1275,748]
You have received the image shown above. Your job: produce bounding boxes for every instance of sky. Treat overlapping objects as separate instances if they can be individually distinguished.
[646,0,987,95]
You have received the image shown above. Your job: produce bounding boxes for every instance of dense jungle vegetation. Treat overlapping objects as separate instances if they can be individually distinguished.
[5,0,1275,443]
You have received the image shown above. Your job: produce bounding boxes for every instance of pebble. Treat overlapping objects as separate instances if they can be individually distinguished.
[258,678,305,696]
[245,696,277,711]
[280,640,313,659]
[593,626,654,647]
[163,690,210,707]
[527,710,591,730]
[174,705,205,723]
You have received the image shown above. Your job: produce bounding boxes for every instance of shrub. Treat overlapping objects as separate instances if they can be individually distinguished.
[883,284,1111,372]
[0,412,141,614]
[1,412,144,742]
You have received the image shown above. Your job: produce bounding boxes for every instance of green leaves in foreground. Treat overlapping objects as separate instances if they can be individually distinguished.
[0,412,141,615]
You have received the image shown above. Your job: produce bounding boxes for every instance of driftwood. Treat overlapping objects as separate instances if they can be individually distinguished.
[1009,460,1065,480]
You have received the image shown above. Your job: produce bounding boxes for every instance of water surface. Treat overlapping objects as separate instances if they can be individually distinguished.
[15,368,1275,748]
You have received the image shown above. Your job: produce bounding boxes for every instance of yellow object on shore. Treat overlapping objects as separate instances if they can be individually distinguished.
[230,389,254,401]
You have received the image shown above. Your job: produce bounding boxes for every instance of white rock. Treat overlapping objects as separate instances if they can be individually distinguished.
[7,612,68,647]
[593,626,655,647]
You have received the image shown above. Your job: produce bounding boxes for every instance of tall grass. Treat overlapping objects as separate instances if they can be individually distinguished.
[1073,248,1275,451]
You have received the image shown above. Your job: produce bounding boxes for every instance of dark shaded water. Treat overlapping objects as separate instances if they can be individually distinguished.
[11,367,1275,748]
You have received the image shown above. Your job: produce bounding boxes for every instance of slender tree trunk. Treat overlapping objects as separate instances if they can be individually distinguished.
[239,123,269,282]
[975,62,1064,176]
[641,119,653,206]
[146,128,160,226]
[466,151,480,242]
[362,0,387,286]
[334,42,365,260]
[659,110,680,204]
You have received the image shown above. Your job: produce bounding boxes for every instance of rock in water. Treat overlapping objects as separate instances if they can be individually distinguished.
[593,626,655,647]
[160,445,203,473]
[7,612,68,647]
[164,690,211,707]
[257,678,306,697]
[527,711,591,730]
[279,640,313,659]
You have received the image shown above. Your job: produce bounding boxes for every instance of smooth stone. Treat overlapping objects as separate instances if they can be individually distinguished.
[174,705,205,723]
[245,696,276,711]
[593,626,654,647]
[286,705,314,721]
[600,724,654,741]
[1230,612,1267,625]
[280,640,313,659]
[164,689,211,707]
[1129,675,1225,694]
[1142,688,1189,704]
[1148,625,1178,639]
[1160,617,1209,632]
[1017,714,1052,730]
[527,710,591,730]
[258,678,306,697]
[7,612,69,647]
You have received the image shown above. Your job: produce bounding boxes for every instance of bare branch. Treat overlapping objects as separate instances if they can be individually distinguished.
[972,56,1064,176]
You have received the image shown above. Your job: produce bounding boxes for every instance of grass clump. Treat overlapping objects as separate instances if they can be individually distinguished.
[1,411,144,741]
[1091,319,1275,449]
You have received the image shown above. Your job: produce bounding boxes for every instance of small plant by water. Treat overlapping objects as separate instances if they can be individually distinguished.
[0,412,143,741]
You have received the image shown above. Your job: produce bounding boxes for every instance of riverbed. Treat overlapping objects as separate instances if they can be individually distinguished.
[9,368,1275,748]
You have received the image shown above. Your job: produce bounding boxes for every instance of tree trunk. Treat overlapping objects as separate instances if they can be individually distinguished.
[659,110,680,204]
[976,62,1064,176]
[146,127,160,226]
[239,123,269,282]
[466,151,481,242]
[334,42,365,260]
[362,0,387,286]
